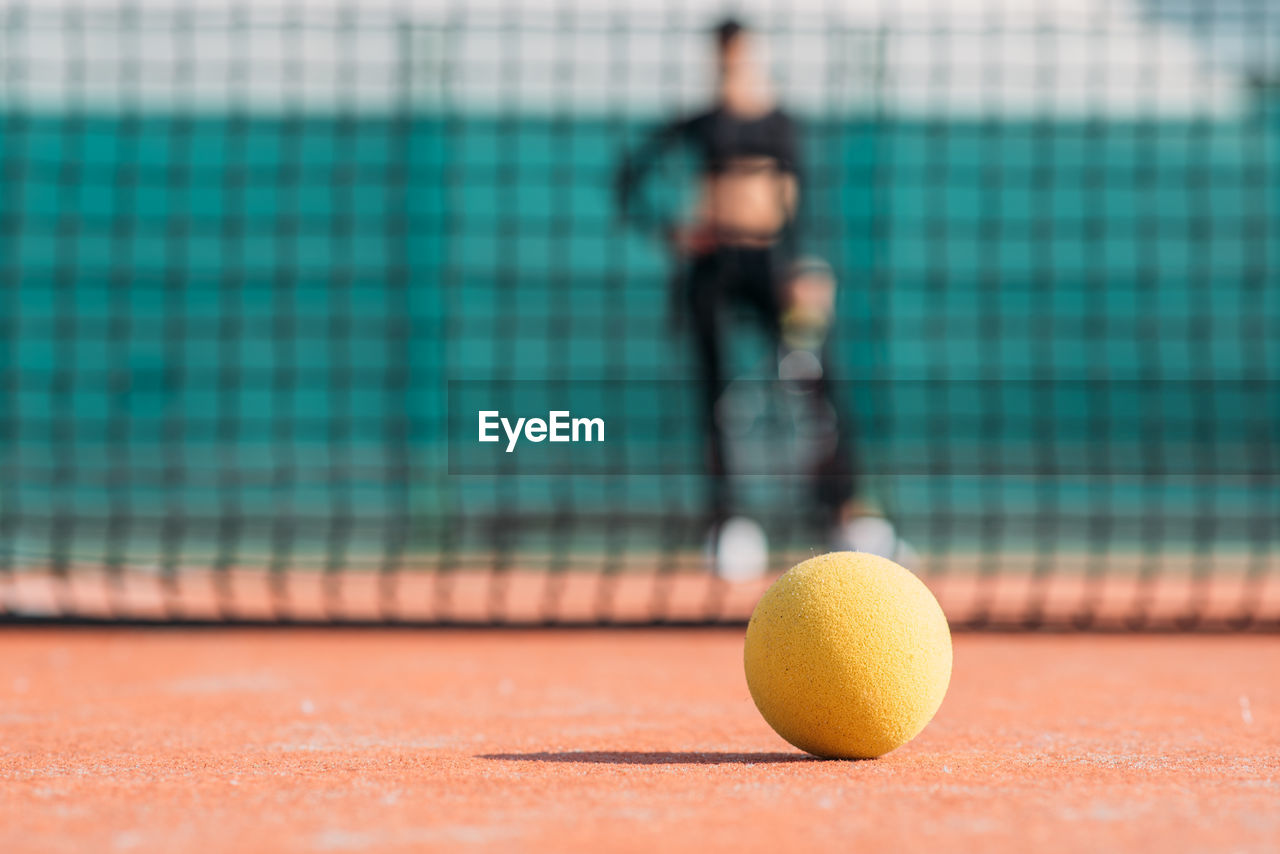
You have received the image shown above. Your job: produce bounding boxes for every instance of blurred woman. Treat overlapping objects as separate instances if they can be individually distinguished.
[616,18,908,574]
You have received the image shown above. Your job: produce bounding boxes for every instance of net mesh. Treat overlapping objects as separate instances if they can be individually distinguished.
[1,1,1278,628]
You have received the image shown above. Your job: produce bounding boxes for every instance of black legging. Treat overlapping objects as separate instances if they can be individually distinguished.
[683,246,858,522]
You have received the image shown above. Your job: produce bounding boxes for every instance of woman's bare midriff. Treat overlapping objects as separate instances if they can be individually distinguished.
[698,157,795,247]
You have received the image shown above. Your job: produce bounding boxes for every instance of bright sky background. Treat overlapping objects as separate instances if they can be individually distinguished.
[0,0,1271,116]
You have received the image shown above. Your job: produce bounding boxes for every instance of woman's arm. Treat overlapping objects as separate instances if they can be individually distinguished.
[614,115,697,240]
[774,112,804,254]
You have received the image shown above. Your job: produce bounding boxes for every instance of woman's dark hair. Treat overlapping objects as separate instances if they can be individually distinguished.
[714,18,746,52]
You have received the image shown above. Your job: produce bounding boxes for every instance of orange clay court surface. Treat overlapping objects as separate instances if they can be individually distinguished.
[2,629,1278,854]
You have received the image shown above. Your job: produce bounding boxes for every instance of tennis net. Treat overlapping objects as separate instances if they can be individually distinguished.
[1,1,1278,628]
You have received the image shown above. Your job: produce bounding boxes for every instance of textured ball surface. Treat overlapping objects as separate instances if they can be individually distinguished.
[744,551,952,759]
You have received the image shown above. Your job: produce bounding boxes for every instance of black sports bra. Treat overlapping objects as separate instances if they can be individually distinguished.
[684,107,800,176]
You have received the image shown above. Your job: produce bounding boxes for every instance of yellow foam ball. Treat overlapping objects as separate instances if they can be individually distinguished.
[744,551,952,759]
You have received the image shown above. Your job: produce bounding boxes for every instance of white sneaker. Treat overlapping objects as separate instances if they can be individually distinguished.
[707,516,769,582]
[831,515,918,569]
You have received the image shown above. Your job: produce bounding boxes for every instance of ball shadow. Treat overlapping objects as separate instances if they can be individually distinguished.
[480,750,827,765]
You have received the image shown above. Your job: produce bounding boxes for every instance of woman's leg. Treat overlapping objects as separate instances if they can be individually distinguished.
[686,250,732,521]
